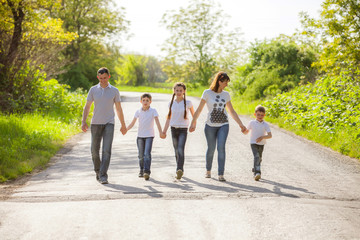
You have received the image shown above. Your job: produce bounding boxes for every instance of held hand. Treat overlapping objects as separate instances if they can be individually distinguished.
[160,132,166,139]
[81,122,88,132]
[189,121,196,132]
[120,125,127,135]
[240,125,247,133]
[256,136,264,143]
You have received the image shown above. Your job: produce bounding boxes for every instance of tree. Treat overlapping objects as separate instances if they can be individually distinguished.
[299,0,360,77]
[231,38,317,100]
[55,0,129,89]
[160,0,244,85]
[0,0,77,112]
[115,54,148,86]
[146,56,167,84]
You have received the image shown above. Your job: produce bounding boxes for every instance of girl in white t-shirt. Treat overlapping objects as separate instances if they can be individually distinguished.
[127,93,165,180]
[190,72,247,181]
[162,82,195,180]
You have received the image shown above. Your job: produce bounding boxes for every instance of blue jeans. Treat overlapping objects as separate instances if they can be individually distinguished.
[171,127,188,171]
[91,123,114,181]
[137,137,154,174]
[204,124,229,175]
[251,144,264,175]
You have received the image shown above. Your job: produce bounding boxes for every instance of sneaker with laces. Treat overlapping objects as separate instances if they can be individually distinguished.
[144,173,150,180]
[254,173,261,181]
[176,169,183,180]
[138,171,144,177]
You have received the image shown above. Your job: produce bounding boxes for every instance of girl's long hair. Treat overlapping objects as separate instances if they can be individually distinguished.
[209,72,230,92]
[167,82,187,119]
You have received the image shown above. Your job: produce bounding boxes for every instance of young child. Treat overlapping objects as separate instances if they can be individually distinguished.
[244,105,272,181]
[127,93,165,180]
[162,82,194,180]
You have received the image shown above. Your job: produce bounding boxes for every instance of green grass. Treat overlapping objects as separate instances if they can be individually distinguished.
[266,116,360,159]
[229,95,360,159]
[231,96,262,116]
[0,113,81,182]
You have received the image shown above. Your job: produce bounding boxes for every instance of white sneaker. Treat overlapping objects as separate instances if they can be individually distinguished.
[254,173,261,181]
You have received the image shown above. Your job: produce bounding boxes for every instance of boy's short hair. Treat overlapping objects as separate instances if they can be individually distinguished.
[97,67,110,75]
[255,105,266,113]
[141,93,152,100]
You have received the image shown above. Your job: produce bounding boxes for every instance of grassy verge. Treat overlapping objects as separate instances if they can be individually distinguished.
[230,95,359,159]
[0,113,81,182]
[266,117,360,159]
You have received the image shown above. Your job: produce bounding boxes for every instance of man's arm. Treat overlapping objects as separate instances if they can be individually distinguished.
[115,101,127,135]
[81,101,93,132]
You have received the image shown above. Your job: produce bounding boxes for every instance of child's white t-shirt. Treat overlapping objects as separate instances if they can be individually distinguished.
[201,89,231,127]
[169,100,193,128]
[247,120,271,145]
[134,107,159,138]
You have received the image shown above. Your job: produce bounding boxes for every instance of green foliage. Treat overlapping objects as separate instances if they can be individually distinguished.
[115,55,167,86]
[56,0,129,90]
[299,0,360,76]
[265,72,360,158]
[115,55,148,86]
[116,83,207,98]
[0,0,77,112]
[230,38,317,100]
[160,0,244,85]
[0,76,86,182]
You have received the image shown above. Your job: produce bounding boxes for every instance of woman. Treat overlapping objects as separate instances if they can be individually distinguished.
[189,72,246,181]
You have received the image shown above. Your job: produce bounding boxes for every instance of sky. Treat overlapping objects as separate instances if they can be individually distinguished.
[115,0,324,58]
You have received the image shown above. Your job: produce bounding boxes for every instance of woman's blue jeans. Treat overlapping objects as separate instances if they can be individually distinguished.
[171,127,188,171]
[204,124,229,175]
[91,123,114,181]
[137,137,154,174]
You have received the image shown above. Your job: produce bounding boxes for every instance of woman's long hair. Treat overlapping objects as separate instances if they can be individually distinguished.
[167,82,187,119]
[209,72,230,92]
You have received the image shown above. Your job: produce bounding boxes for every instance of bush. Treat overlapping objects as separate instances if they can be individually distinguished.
[265,72,360,158]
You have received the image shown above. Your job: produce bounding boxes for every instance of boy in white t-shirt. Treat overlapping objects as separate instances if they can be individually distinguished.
[244,105,272,181]
[127,93,165,180]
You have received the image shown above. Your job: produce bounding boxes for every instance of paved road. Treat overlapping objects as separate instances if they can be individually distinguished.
[1,92,359,240]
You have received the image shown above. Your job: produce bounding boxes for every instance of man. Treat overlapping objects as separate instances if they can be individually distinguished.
[81,67,127,184]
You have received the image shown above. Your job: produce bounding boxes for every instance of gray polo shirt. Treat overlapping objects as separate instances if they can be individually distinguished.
[87,83,121,124]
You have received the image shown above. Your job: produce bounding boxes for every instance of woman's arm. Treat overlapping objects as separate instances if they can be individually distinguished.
[189,99,206,132]
[226,100,246,132]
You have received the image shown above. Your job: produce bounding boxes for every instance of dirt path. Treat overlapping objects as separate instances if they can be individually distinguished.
[1,92,359,240]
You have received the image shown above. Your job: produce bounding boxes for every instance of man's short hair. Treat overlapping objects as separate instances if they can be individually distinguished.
[255,105,266,113]
[97,67,110,75]
[141,93,152,100]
